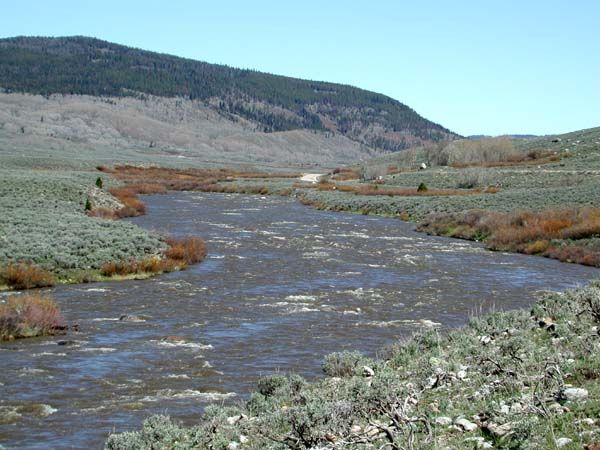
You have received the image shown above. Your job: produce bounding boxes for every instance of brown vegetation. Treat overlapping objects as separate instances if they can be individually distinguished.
[100,258,178,277]
[164,237,207,265]
[0,294,65,340]
[330,167,361,181]
[418,208,600,267]
[100,236,208,278]
[101,165,300,191]
[0,263,56,290]
[107,186,146,217]
[92,166,301,217]
[450,152,561,169]
[315,181,498,197]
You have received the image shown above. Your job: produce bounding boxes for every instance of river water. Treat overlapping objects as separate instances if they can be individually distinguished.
[1,192,598,449]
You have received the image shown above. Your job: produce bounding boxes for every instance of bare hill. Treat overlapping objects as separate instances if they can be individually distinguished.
[0,92,380,168]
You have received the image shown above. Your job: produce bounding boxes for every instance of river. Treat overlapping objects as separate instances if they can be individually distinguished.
[1,192,598,449]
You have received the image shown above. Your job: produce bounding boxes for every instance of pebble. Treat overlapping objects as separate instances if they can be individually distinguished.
[350,425,362,433]
[119,314,144,322]
[455,418,478,432]
[464,437,493,449]
[479,335,492,345]
[549,402,566,414]
[510,403,523,414]
[562,387,589,401]
[555,437,572,448]
[363,366,375,377]
[226,414,247,425]
[435,416,452,426]
[486,422,512,437]
[457,370,467,380]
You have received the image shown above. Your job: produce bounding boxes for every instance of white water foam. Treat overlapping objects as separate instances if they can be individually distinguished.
[166,374,191,379]
[154,340,213,350]
[285,295,317,302]
[141,389,236,402]
[80,347,117,353]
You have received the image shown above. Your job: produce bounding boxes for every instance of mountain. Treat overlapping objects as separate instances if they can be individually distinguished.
[0,36,458,159]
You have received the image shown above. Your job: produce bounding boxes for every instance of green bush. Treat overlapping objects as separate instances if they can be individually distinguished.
[321,351,369,377]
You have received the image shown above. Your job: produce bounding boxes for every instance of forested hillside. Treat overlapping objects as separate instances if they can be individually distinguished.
[0,36,458,151]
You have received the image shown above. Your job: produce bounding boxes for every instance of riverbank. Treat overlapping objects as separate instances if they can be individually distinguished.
[106,281,600,449]
[106,166,600,268]
[97,129,598,268]
[0,166,210,291]
[3,189,597,448]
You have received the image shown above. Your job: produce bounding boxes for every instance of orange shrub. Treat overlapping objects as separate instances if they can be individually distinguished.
[524,240,551,255]
[164,237,207,265]
[419,207,600,267]
[108,187,146,217]
[126,183,168,195]
[1,263,56,290]
[101,257,184,277]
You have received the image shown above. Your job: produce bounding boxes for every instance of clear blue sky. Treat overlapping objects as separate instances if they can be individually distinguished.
[1,1,598,136]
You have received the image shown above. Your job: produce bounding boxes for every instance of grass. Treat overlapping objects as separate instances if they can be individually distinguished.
[106,282,600,449]
[0,293,65,341]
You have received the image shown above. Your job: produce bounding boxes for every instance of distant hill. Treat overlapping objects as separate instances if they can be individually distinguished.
[467,134,539,140]
[352,125,600,172]
[0,36,458,155]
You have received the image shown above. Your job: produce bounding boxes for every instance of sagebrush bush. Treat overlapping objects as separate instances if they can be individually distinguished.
[106,283,600,450]
[322,351,369,377]
[0,169,164,275]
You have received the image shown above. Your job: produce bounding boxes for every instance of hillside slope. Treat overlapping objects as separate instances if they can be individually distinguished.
[0,36,458,163]
[0,92,374,169]
[353,126,600,172]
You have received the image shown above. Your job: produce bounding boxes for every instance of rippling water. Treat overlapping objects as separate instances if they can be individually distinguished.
[1,192,598,449]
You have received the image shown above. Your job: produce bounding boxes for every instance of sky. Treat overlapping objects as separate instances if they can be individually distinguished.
[1,1,598,136]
